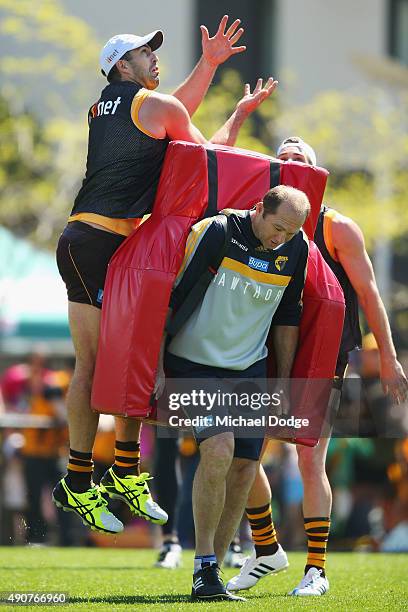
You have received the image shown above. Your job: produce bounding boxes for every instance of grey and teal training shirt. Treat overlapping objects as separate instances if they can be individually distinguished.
[167,210,309,370]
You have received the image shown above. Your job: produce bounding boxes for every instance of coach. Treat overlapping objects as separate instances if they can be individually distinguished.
[158,185,310,601]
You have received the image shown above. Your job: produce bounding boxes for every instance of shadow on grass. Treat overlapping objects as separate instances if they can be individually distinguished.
[69,595,192,604]
[68,593,283,605]
[1,566,157,571]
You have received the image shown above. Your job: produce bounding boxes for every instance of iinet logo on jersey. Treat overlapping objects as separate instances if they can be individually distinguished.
[90,97,122,118]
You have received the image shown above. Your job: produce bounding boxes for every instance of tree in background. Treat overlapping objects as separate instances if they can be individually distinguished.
[271,88,408,249]
[0,94,85,247]
[0,0,100,109]
[0,0,102,246]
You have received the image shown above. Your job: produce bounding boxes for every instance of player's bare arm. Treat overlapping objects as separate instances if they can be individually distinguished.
[142,78,277,146]
[140,93,207,142]
[172,15,246,116]
[211,78,278,145]
[332,214,408,404]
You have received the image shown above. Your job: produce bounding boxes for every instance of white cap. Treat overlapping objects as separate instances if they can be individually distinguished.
[100,31,163,77]
[276,137,317,166]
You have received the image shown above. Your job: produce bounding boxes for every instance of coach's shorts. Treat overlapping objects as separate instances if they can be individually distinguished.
[56,222,125,309]
[165,353,267,461]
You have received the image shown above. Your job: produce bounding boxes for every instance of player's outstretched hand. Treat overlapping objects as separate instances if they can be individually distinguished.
[236,77,278,116]
[381,358,408,405]
[201,15,246,67]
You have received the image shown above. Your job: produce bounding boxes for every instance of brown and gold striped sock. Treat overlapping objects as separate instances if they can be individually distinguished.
[304,516,330,577]
[66,449,93,492]
[246,503,279,557]
[112,441,140,477]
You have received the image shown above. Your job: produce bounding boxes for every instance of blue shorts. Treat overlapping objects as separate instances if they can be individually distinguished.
[165,353,267,461]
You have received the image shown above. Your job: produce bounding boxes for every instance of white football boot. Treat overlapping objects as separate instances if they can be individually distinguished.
[154,542,182,569]
[289,567,329,596]
[224,543,246,568]
[226,545,289,592]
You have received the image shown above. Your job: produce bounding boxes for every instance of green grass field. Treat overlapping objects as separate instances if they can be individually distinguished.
[1,548,407,611]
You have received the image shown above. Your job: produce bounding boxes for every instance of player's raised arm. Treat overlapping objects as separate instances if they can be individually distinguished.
[210,78,278,146]
[172,15,246,117]
[145,77,277,147]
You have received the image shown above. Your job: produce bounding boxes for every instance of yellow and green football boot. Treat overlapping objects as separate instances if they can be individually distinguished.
[52,478,123,534]
[100,469,168,525]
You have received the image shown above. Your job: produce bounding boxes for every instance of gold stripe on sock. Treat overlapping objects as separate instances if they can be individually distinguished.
[304,520,330,529]
[254,533,277,544]
[252,524,276,537]
[67,463,93,473]
[115,449,141,458]
[308,540,327,548]
[115,460,139,468]
[307,550,326,558]
[246,506,271,520]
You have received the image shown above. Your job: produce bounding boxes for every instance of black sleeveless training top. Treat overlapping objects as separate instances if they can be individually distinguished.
[314,205,362,358]
[71,81,169,219]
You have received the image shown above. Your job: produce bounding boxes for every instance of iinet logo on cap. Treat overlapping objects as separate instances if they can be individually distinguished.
[106,49,120,64]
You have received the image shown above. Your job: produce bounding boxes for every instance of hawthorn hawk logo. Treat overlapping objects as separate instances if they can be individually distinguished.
[275,256,288,271]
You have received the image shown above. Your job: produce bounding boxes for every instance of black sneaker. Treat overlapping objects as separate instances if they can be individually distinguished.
[191,563,246,601]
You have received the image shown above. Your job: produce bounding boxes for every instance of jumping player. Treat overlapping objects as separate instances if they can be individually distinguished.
[53,16,277,535]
